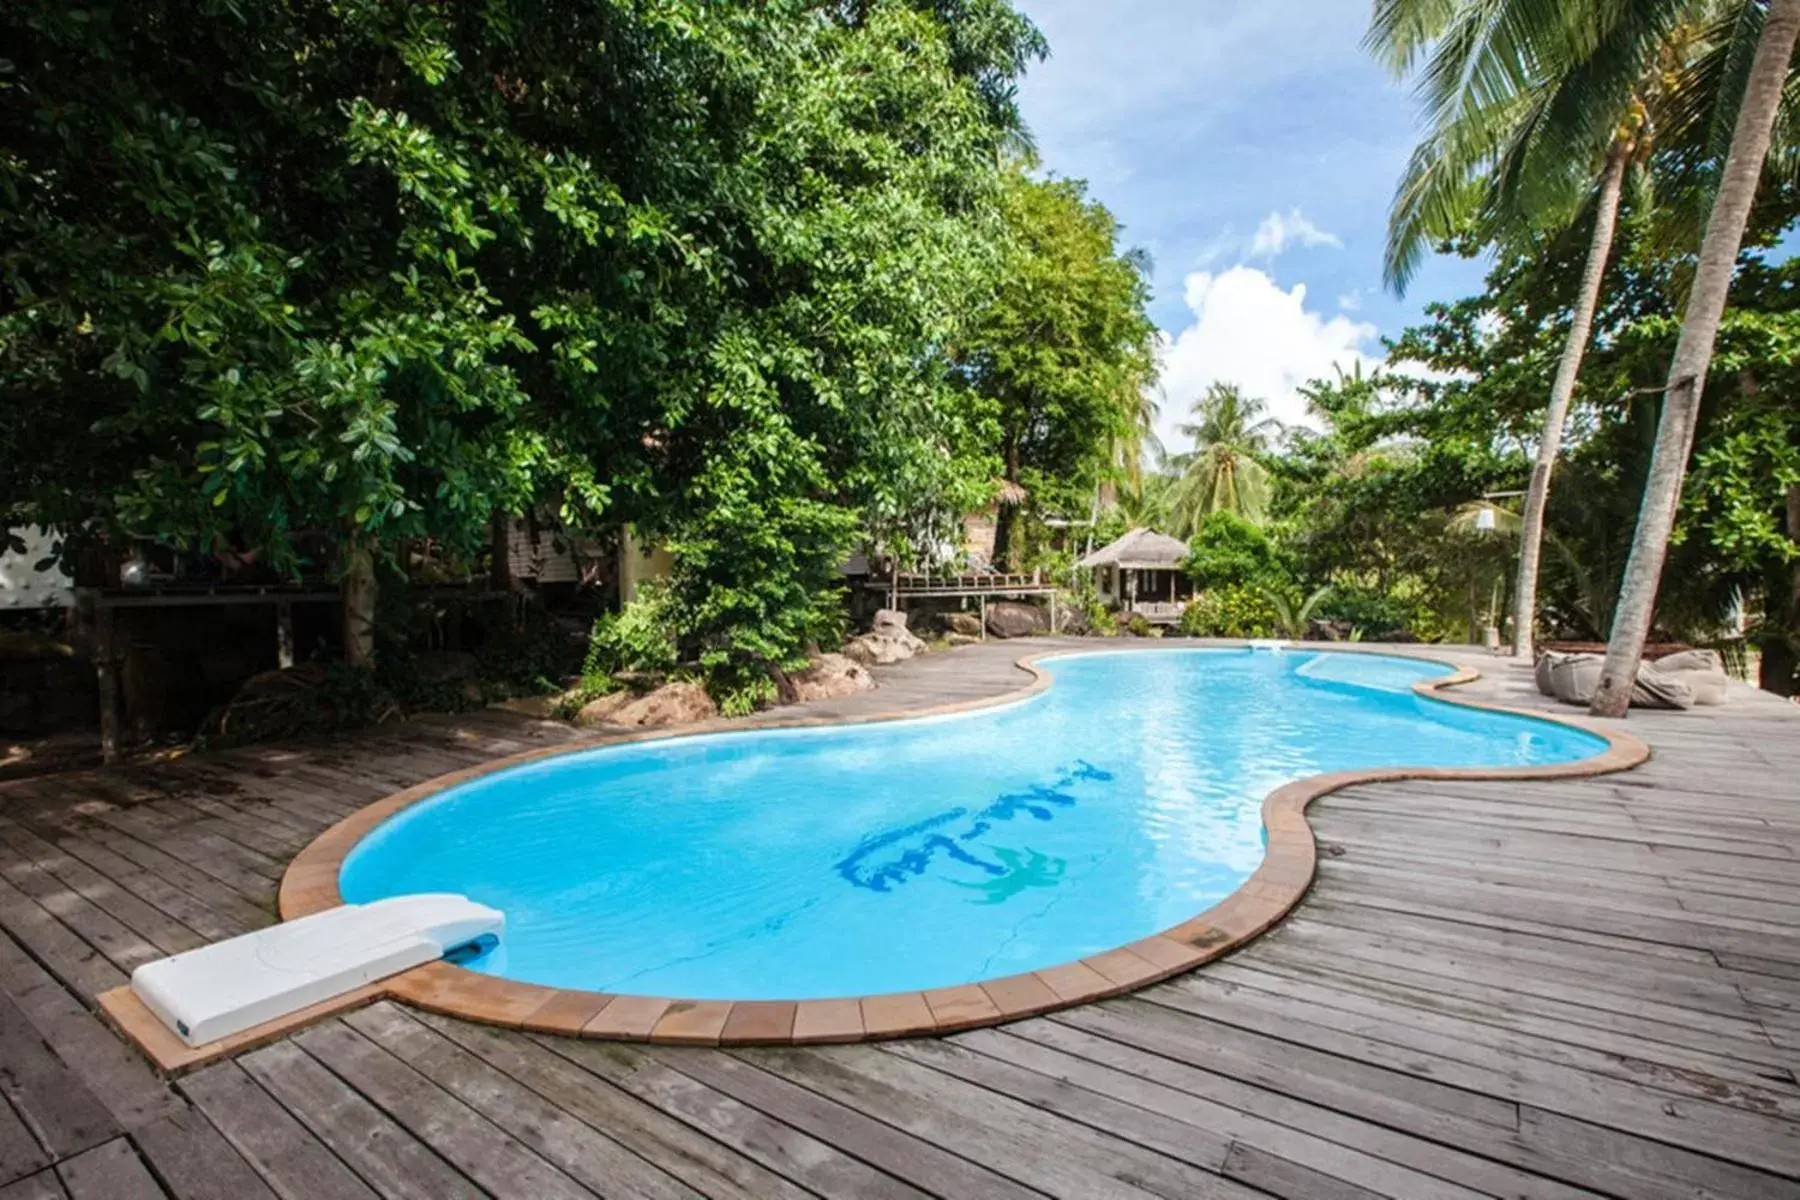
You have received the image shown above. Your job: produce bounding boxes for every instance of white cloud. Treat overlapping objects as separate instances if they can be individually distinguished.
[1247,208,1342,259]
[1337,289,1363,311]
[1153,266,1378,451]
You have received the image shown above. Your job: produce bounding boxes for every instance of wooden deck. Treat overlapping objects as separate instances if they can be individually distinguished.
[0,640,1796,1199]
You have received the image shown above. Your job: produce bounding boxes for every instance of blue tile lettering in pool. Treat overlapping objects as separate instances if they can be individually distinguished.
[834,759,1114,894]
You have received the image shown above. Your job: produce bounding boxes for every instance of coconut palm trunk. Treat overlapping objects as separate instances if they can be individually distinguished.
[1591,0,1800,717]
[1511,142,1630,660]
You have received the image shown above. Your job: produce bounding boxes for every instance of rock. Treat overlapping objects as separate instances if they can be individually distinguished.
[490,694,559,719]
[789,654,874,701]
[843,627,924,666]
[609,680,717,728]
[941,611,983,637]
[944,632,981,647]
[573,691,633,726]
[1305,618,1354,642]
[843,613,926,666]
[985,601,1048,639]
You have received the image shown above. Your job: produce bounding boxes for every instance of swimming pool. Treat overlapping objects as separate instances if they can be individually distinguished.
[337,649,1607,1002]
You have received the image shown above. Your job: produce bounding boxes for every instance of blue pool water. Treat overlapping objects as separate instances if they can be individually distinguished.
[340,649,1605,999]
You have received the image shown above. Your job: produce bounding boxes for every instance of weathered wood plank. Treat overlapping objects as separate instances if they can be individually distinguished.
[179,1061,377,1200]
[343,1004,701,1200]
[0,993,118,1161]
[418,1016,812,1200]
[542,1038,929,1200]
[54,1139,165,1200]
[238,1040,482,1200]
[291,1021,596,1200]
[132,1107,278,1200]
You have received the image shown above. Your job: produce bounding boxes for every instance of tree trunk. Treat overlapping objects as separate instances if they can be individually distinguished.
[1512,142,1629,660]
[1764,482,1800,696]
[1591,0,1800,717]
[342,535,377,669]
[489,510,512,593]
[992,431,1022,569]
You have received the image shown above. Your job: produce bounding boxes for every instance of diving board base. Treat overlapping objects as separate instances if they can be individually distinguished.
[99,979,390,1075]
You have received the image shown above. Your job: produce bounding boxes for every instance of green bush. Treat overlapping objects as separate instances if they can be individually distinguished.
[584,583,681,678]
[1183,512,1286,592]
[1127,613,1154,638]
[1313,581,1430,639]
[1178,585,1280,638]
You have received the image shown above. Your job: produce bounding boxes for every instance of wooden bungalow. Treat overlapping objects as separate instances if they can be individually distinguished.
[1078,527,1193,623]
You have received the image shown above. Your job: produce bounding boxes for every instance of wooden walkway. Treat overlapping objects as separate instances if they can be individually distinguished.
[0,641,1797,1198]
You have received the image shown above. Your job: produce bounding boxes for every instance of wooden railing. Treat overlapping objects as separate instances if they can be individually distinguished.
[1128,600,1187,620]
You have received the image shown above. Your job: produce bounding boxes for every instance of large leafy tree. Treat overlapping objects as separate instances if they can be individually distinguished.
[958,169,1159,568]
[1,0,1042,693]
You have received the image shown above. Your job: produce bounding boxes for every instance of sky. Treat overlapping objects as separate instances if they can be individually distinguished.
[1011,0,1491,453]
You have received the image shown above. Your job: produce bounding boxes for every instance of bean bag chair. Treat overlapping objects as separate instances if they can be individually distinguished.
[1631,663,1696,710]
[1550,654,1694,710]
[1535,651,1574,697]
[1549,654,1602,705]
[1651,650,1730,705]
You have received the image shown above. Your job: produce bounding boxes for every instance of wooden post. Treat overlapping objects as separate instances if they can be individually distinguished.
[979,593,987,642]
[276,600,295,670]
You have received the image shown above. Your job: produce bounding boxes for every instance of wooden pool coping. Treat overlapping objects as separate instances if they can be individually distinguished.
[106,644,1648,1071]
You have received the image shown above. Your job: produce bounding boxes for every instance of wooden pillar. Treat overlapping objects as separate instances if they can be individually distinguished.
[276,600,295,670]
[979,593,987,642]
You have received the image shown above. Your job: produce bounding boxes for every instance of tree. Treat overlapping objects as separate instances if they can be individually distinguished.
[1,0,1044,700]
[1369,0,1694,659]
[1169,384,1281,532]
[1595,0,1800,716]
[959,169,1159,568]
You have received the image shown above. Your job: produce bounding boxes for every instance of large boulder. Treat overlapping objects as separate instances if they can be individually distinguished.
[843,610,926,666]
[985,601,1048,639]
[870,608,913,634]
[789,654,875,701]
[941,611,983,637]
[573,690,633,727]
[609,681,718,728]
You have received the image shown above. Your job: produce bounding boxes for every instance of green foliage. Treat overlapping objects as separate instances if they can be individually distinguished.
[1169,384,1280,530]
[1177,586,1280,639]
[1,0,1046,698]
[959,168,1159,565]
[584,583,680,679]
[1266,584,1334,640]
[1182,512,1286,592]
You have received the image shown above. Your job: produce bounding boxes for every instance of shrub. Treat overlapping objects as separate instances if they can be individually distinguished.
[1178,585,1280,638]
[1127,614,1154,638]
[1183,512,1285,592]
[584,582,681,678]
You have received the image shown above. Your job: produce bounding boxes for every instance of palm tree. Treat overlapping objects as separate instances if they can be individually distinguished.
[1595,0,1800,716]
[1168,383,1281,533]
[1368,0,1689,661]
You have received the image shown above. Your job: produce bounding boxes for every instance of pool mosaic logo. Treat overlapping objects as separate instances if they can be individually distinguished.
[834,760,1113,899]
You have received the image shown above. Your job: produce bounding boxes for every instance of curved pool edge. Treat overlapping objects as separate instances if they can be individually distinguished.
[279,643,1649,1047]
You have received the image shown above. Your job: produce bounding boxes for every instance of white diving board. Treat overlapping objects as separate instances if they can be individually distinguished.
[131,893,503,1046]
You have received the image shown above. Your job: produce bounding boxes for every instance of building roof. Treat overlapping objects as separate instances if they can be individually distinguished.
[1077,527,1190,571]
